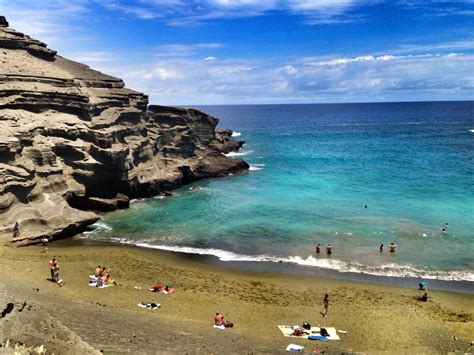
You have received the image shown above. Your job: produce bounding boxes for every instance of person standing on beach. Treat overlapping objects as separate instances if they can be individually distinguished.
[41,237,48,253]
[326,244,333,255]
[316,244,321,254]
[48,258,58,280]
[388,243,397,252]
[323,294,329,317]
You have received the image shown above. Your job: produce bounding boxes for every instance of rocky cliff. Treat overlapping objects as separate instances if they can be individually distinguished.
[0,16,248,245]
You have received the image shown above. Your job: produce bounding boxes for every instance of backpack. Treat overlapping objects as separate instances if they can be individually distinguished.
[320,328,329,337]
[302,322,311,330]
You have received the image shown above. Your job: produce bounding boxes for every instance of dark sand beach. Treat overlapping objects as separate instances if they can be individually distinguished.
[1,241,473,354]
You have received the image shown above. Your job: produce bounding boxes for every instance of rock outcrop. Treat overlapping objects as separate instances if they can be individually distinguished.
[0,18,248,245]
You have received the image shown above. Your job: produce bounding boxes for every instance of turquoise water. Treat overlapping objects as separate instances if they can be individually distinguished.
[86,102,474,281]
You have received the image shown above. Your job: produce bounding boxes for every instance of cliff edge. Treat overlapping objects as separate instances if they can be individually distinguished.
[0,16,248,245]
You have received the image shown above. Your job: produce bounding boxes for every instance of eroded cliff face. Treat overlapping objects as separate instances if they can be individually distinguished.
[0,16,248,245]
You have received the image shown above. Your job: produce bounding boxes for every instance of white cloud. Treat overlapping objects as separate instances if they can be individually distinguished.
[153,43,223,57]
[94,50,473,105]
[204,56,217,61]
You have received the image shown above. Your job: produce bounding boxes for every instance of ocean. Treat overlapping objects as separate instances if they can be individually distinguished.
[83,101,474,283]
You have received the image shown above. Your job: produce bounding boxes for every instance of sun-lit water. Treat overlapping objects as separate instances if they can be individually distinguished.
[84,102,474,281]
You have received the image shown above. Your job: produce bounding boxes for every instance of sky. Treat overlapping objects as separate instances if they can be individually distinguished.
[0,0,473,105]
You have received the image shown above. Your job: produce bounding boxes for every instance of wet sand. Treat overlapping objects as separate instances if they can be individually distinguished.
[0,241,473,354]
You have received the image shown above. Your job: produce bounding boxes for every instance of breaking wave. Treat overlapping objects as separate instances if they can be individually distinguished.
[225,150,253,157]
[102,239,474,282]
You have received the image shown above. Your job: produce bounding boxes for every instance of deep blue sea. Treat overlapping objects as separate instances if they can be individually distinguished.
[85,102,474,282]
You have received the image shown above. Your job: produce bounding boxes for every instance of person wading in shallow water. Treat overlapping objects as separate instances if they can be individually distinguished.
[379,244,384,252]
[316,243,321,254]
[326,244,333,255]
[388,242,398,252]
[323,294,329,317]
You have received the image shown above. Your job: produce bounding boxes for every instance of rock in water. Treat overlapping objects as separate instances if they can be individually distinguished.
[0,18,248,245]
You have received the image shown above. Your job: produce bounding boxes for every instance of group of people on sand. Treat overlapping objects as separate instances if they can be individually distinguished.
[48,257,65,286]
[90,266,115,287]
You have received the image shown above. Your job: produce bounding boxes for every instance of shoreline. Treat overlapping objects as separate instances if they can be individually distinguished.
[67,236,474,294]
[1,240,473,353]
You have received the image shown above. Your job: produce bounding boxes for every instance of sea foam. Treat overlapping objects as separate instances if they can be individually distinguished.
[249,163,265,171]
[225,150,253,157]
[232,132,242,137]
[102,239,474,282]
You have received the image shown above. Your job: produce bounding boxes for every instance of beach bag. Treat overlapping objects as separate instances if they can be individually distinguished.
[320,328,329,337]
[302,322,311,330]
[224,321,233,328]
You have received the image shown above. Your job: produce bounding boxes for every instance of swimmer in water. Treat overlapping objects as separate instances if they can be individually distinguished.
[326,244,333,255]
[316,243,321,254]
[441,228,446,235]
[388,242,397,252]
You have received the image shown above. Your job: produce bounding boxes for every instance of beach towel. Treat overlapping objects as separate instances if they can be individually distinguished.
[278,325,340,341]
[89,275,99,280]
[213,325,226,330]
[286,344,304,352]
[88,282,113,288]
[138,302,160,309]
[308,335,328,342]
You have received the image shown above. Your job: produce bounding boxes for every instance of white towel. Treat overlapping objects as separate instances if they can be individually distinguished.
[286,344,304,352]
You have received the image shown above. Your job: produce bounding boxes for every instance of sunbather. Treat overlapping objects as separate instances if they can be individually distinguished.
[94,266,103,277]
[215,311,224,326]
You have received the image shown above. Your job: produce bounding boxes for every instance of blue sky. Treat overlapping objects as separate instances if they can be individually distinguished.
[1,0,473,105]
